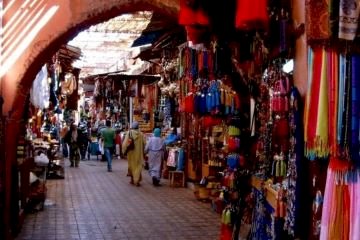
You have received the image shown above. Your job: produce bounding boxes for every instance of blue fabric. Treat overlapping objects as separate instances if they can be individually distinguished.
[104,147,113,171]
[249,188,274,240]
[206,93,212,113]
[227,154,239,170]
[176,148,185,171]
[338,54,346,143]
[351,54,360,166]
[165,133,179,145]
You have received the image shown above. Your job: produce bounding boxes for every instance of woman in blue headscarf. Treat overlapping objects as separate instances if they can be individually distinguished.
[145,128,165,186]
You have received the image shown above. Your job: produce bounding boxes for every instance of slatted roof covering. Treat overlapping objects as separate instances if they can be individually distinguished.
[68,11,154,78]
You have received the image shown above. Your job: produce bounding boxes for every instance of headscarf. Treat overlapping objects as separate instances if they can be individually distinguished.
[131,121,139,129]
[153,128,161,137]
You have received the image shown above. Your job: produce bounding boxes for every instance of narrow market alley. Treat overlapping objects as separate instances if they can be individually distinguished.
[16,158,220,240]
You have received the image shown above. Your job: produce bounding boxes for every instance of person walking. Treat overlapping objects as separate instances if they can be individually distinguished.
[65,123,80,167]
[101,119,115,172]
[145,128,165,186]
[122,121,145,186]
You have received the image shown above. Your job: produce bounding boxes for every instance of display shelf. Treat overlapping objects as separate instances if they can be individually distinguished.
[251,175,283,211]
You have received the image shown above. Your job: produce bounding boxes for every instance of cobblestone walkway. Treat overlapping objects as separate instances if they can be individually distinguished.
[16,158,220,240]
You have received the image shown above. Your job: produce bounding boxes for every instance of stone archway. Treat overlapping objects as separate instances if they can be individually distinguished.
[2,0,179,117]
[1,1,178,238]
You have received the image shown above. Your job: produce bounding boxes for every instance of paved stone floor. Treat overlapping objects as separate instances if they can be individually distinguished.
[16,157,220,240]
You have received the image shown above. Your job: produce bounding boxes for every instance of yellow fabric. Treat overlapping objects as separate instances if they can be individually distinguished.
[316,49,329,157]
[122,129,146,184]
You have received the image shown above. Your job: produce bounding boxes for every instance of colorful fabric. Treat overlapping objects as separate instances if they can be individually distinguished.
[349,174,360,240]
[350,55,360,166]
[304,47,329,159]
[328,50,339,156]
[337,54,346,147]
[284,87,303,237]
[249,188,274,240]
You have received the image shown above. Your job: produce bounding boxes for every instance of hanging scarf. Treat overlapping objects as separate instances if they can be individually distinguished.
[340,55,352,155]
[337,54,346,148]
[328,50,339,156]
[350,54,360,167]
[305,47,329,159]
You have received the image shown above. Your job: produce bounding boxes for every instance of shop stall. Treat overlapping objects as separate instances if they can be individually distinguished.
[176,0,305,239]
[10,45,81,234]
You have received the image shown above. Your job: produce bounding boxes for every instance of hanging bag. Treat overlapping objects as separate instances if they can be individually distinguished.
[125,130,135,154]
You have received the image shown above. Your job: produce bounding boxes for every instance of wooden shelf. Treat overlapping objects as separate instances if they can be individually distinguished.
[251,176,280,210]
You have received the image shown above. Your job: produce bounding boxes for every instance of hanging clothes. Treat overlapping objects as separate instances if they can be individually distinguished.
[350,55,360,167]
[304,47,329,160]
[235,0,268,30]
[30,64,50,110]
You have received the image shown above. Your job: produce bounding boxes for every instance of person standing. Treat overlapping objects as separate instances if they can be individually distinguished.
[122,121,145,186]
[115,129,122,159]
[60,122,69,158]
[145,128,165,186]
[101,119,115,172]
[65,123,80,167]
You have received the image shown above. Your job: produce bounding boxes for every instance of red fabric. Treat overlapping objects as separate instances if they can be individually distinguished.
[184,94,195,113]
[235,0,268,30]
[203,116,222,128]
[328,51,338,155]
[307,48,323,147]
[220,224,232,240]
[228,137,240,152]
[185,25,208,44]
[179,0,209,26]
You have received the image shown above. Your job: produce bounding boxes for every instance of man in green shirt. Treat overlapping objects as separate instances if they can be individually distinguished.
[101,119,115,172]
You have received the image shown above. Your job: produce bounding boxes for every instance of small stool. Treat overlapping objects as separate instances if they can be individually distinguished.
[169,171,185,187]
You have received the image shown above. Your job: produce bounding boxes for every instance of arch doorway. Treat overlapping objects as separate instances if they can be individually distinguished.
[1,1,178,238]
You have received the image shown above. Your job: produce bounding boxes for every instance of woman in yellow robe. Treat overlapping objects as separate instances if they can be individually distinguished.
[122,121,145,186]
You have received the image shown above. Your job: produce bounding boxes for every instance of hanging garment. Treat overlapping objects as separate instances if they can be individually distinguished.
[284,87,305,237]
[30,64,50,109]
[339,0,360,40]
[248,188,274,240]
[350,55,360,167]
[305,0,330,41]
[235,0,268,30]
[328,50,339,156]
[349,172,360,240]
[304,47,329,159]
[178,0,209,26]
[61,73,77,95]
[320,158,360,240]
